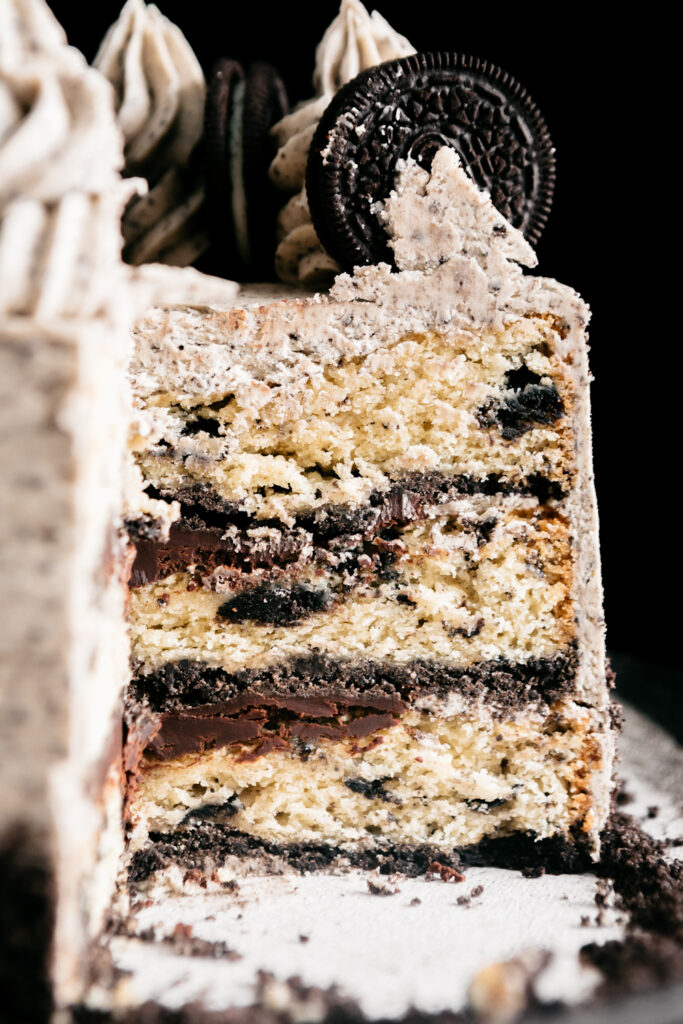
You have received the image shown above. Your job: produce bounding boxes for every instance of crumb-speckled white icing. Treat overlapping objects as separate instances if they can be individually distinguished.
[0,17,122,205]
[94,0,208,266]
[268,0,414,286]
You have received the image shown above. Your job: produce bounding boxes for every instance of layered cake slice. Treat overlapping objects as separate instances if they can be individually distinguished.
[124,139,612,879]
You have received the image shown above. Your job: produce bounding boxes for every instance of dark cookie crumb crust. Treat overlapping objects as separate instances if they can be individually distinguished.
[128,822,592,885]
[131,645,579,717]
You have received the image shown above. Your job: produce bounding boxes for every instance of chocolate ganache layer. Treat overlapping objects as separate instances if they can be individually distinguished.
[126,698,402,762]
[128,470,567,587]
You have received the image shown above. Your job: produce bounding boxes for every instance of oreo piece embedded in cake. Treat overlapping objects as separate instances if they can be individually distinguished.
[306,51,555,271]
[124,142,613,879]
[204,58,288,279]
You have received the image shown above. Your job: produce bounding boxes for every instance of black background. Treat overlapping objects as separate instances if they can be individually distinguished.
[49,1,678,669]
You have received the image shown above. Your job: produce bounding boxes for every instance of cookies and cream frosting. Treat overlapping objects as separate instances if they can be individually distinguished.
[0,20,122,207]
[0,1,131,321]
[269,0,414,287]
[94,0,208,267]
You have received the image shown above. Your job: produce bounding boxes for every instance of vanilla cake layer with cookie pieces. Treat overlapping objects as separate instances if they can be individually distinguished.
[124,149,613,876]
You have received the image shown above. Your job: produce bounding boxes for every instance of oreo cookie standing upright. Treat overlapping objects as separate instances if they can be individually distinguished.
[204,58,288,279]
[306,52,555,273]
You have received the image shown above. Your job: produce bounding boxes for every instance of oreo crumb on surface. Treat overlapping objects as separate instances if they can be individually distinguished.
[367,873,401,897]
[426,861,466,884]
[581,812,683,997]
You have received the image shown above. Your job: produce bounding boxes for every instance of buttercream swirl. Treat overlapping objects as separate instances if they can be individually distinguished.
[269,0,414,287]
[0,185,135,320]
[94,0,208,266]
[0,0,133,323]
[0,40,122,205]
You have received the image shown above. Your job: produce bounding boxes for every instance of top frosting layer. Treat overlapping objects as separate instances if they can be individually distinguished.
[94,0,208,267]
[268,0,414,287]
[0,0,68,69]
[131,148,586,408]
[0,0,131,322]
[0,0,239,323]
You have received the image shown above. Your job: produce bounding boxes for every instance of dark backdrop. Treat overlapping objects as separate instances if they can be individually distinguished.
[49,1,677,667]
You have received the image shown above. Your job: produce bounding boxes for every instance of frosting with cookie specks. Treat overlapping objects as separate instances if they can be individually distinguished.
[268,0,415,288]
[94,0,208,267]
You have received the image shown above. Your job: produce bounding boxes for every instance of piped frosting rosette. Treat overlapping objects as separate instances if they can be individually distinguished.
[269,0,414,287]
[0,42,122,205]
[94,0,208,266]
[0,0,133,321]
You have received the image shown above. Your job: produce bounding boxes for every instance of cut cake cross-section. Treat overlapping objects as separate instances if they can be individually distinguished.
[124,148,612,883]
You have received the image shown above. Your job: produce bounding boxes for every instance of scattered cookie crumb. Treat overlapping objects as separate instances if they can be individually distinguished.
[182,868,207,888]
[367,872,401,896]
[409,897,421,906]
[426,861,465,883]
[299,934,310,944]
[646,805,659,820]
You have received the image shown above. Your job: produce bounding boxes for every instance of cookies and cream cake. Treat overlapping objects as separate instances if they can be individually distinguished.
[121,0,613,879]
[1,0,618,1018]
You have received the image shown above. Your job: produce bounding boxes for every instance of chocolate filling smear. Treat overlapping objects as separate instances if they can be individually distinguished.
[128,470,567,586]
[126,699,401,762]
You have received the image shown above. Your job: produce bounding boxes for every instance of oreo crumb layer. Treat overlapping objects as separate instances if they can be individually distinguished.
[131,644,579,716]
[128,823,591,886]
[129,826,464,885]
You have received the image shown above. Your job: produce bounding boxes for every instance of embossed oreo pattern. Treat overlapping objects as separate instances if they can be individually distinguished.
[307,52,555,270]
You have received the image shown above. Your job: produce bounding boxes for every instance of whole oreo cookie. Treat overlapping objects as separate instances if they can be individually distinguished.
[204,59,289,278]
[306,52,555,271]
[241,62,290,277]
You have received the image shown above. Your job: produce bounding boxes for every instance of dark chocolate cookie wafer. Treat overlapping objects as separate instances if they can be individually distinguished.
[204,58,288,279]
[203,57,245,277]
[240,62,289,277]
[306,52,555,272]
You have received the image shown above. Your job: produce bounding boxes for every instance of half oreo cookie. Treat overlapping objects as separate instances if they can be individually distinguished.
[204,59,289,279]
[306,52,555,272]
